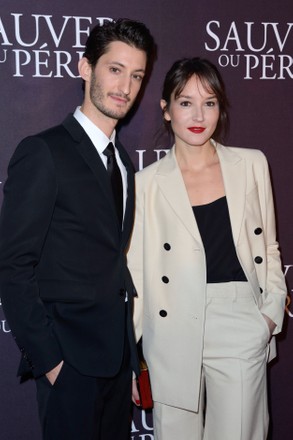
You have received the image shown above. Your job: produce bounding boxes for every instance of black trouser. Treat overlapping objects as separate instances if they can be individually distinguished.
[36,333,131,440]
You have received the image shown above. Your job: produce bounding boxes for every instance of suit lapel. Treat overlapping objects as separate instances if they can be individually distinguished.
[115,140,135,245]
[155,148,203,247]
[62,114,121,231]
[216,143,246,246]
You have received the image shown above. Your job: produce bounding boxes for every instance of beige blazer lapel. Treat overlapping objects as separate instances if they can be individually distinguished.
[155,144,246,249]
[216,142,246,247]
[155,147,203,248]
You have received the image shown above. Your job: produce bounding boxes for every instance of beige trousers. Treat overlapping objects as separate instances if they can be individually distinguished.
[153,282,270,440]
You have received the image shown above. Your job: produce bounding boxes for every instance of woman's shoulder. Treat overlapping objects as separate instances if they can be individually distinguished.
[135,148,172,181]
[217,142,268,164]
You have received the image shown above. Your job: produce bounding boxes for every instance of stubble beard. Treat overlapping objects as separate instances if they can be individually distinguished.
[89,73,131,120]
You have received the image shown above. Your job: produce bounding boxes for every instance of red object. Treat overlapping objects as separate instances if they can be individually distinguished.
[137,363,153,409]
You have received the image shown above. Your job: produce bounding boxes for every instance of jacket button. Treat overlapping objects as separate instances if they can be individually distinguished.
[254,256,263,264]
[162,276,169,283]
[159,310,167,317]
[119,288,126,296]
[254,227,263,235]
[260,287,263,293]
[164,243,171,251]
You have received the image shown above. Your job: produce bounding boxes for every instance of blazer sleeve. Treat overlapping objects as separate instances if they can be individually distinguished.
[127,174,144,343]
[257,151,287,334]
[0,136,63,377]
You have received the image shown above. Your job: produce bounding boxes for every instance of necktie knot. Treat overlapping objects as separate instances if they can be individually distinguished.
[103,142,115,159]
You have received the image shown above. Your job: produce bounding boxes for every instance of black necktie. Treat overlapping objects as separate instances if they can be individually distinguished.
[103,142,123,226]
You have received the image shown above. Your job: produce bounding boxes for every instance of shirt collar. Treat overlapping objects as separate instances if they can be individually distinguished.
[73,106,116,155]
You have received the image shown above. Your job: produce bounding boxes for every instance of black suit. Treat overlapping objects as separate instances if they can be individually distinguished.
[0,114,139,438]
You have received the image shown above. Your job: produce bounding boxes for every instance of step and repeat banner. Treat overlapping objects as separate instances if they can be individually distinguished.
[0,0,292,438]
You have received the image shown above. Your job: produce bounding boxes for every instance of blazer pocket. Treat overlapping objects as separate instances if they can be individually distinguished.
[39,280,95,302]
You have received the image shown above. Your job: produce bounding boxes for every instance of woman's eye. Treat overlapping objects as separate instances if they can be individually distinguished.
[206,100,217,107]
[180,101,190,107]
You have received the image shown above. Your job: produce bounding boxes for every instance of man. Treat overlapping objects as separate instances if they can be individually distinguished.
[0,18,155,440]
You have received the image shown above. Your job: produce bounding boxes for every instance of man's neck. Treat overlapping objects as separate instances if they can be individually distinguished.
[79,103,117,139]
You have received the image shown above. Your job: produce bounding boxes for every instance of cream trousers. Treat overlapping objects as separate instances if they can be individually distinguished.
[153,282,270,440]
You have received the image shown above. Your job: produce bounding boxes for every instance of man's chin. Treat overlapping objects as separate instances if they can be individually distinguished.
[106,108,130,120]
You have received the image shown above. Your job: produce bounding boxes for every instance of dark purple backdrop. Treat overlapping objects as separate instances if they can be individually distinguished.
[1,1,292,438]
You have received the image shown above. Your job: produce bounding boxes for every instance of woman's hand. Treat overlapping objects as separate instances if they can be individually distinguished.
[262,313,276,336]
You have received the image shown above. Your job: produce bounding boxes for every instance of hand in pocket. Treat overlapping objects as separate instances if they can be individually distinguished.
[46,360,64,385]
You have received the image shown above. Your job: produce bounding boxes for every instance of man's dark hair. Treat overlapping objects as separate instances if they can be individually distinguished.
[83,18,155,69]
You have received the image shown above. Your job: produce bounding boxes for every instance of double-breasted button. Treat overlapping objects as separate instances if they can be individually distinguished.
[254,256,263,264]
[260,287,263,294]
[254,227,263,235]
[159,310,167,317]
[162,276,169,283]
[164,243,171,251]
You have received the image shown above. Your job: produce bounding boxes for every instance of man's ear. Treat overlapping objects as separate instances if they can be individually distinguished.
[160,99,171,121]
[78,57,92,82]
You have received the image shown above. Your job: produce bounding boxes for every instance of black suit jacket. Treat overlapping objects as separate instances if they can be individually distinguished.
[0,114,139,378]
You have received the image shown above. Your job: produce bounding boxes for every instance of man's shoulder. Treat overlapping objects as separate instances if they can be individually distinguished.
[10,116,78,166]
[19,118,70,147]
[35,114,77,142]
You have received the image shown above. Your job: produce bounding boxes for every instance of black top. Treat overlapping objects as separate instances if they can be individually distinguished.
[192,196,247,283]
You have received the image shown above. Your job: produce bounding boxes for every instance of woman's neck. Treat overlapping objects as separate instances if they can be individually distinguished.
[175,141,217,172]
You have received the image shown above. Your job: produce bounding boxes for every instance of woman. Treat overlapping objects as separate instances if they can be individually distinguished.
[128,58,287,440]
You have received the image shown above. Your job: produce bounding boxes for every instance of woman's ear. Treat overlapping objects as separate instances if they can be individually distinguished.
[78,57,91,82]
[160,99,171,122]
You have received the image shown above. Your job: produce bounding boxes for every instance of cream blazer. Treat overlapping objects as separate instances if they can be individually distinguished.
[128,143,287,412]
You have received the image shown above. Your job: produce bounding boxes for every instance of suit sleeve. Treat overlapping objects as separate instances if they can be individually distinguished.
[257,151,287,334]
[0,136,63,377]
[127,174,144,344]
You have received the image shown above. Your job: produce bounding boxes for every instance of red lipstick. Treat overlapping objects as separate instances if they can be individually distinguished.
[188,127,206,134]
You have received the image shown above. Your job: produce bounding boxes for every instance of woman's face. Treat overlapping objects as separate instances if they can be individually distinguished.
[161,75,220,150]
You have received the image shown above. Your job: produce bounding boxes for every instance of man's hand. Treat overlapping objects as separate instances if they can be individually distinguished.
[132,378,141,406]
[46,360,64,385]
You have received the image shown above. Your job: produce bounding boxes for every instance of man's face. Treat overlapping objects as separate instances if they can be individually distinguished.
[88,41,147,121]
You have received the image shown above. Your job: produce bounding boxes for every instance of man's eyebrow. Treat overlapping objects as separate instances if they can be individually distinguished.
[107,61,145,73]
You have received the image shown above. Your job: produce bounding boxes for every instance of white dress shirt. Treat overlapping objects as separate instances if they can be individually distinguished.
[73,107,128,222]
